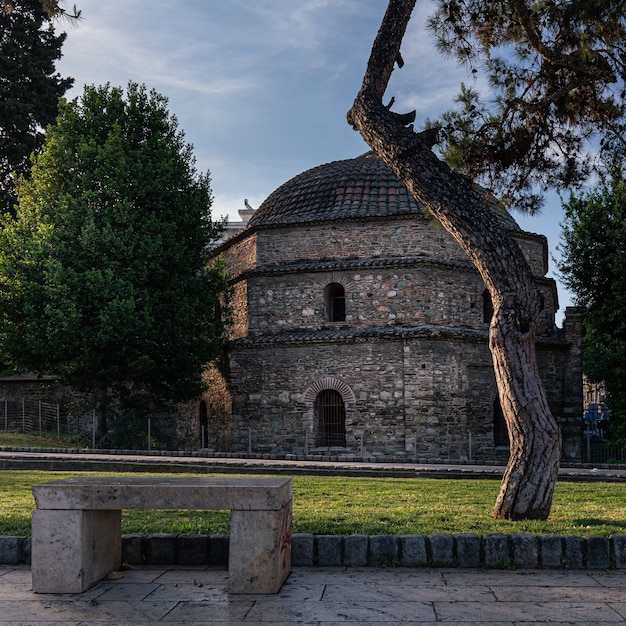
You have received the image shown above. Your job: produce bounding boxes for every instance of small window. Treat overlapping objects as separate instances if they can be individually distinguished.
[483,289,494,324]
[493,397,509,448]
[315,389,346,447]
[325,283,346,322]
[199,401,209,448]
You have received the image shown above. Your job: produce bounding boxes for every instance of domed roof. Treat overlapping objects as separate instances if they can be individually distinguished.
[247,153,520,230]
[247,153,423,228]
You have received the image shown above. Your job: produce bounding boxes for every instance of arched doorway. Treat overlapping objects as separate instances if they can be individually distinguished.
[199,400,209,448]
[315,389,346,447]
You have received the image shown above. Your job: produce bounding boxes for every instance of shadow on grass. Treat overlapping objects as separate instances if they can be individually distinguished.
[570,518,626,533]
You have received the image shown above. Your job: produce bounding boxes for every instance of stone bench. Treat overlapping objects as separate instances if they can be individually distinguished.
[31,475,292,594]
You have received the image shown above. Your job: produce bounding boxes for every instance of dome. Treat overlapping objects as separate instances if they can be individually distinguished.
[247,153,520,230]
[247,153,421,228]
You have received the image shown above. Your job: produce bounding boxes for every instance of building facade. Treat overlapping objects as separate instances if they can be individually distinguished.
[179,154,583,463]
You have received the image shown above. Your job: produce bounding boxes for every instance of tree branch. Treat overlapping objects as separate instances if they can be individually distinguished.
[348,0,540,305]
[364,0,415,99]
[510,0,614,82]
[348,0,565,522]
[348,0,416,131]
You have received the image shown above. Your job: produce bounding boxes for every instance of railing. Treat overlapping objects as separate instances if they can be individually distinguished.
[582,438,626,464]
[0,398,93,444]
[0,399,160,450]
[2,399,62,437]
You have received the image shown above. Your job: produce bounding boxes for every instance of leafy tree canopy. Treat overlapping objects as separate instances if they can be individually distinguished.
[0,82,230,409]
[558,173,626,441]
[0,0,73,214]
[427,0,626,212]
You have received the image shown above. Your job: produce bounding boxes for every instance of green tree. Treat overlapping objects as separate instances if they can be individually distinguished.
[348,0,626,519]
[427,0,626,214]
[0,0,73,214]
[0,82,230,444]
[558,175,626,443]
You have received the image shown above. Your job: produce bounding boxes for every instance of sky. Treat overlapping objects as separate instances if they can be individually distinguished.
[54,0,574,319]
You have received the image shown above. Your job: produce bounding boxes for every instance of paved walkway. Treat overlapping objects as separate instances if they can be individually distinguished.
[1,564,626,624]
[2,449,626,482]
[2,451,625,623]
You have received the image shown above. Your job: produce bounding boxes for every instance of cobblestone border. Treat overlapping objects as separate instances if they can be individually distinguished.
[3,533,626,570]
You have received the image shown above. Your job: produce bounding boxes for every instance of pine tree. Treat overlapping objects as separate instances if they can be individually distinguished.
[348,0,626,519]
[0,0,73,214]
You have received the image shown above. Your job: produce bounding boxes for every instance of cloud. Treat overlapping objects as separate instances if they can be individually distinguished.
[245,0,360,50]
[51,0,572,317]
[58,5,257,98]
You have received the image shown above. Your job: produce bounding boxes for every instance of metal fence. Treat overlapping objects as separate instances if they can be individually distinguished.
[582,438,626,464]
[1,399,162,450]
[1,398,83,442]
[5,397,626,463]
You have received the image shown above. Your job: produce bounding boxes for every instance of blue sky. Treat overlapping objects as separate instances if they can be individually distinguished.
[55,0,573,319]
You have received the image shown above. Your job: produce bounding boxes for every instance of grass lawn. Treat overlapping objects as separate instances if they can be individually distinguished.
[1,469,625,537]
[0,432,86,449]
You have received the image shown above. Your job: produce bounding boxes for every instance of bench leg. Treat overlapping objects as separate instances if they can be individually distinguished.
[228,501,292,594]
[32,509,122,593]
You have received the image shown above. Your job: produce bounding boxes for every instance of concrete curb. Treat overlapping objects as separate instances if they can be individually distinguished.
[2,447,626,472]
[3,533,626,570]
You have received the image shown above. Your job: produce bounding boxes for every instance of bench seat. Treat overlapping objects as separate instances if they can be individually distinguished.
[31,475,292,594]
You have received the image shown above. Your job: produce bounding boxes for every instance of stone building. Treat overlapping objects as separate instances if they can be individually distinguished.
[179,153,583,463]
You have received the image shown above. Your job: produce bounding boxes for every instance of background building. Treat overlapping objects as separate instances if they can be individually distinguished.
[179,153,583,463]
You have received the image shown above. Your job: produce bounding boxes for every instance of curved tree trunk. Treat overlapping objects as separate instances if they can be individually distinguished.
[347,0,561,520]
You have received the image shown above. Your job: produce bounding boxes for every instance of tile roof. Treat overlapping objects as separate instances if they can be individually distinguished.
[231,324,570,348]
[246,153,519,231]
[241,255,477,278]
[232,324,489,347]
[247,154,422,227]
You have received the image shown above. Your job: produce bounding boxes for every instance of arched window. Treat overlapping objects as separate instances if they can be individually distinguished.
[493,397,509,447]
[325,283,346,322]
[315,389,346,447]
[483,289,494,324]
[199,401,209,448]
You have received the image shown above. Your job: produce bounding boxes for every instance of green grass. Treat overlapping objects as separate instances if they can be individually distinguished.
[2,470,626,537]
[0,432,87,449]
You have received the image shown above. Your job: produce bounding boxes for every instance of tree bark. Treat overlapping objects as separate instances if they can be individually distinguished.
[347,0,561,520]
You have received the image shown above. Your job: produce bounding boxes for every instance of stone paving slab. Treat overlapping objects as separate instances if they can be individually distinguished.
[1,565,626,624]
[441,569,615,587]
[435,601,624,623]
[491,585,625,602]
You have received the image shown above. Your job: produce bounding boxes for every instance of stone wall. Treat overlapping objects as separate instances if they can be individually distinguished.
[215,331,578,463]
[513,231,548,276]
[228,280,248,340]
[0,376,70,404]
[254,219,548,277]
[197,200,581,463]
[245,263,558,337]
[560,308,585,460]
[0,376,93,436]
[177,363,232,451]
[227,339,409,457]
[225,216,557,340]
[218,232,257,277]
